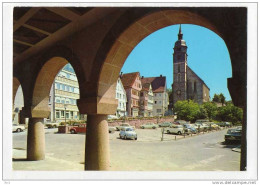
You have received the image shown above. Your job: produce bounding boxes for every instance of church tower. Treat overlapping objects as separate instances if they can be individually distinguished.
[172,25,188,106]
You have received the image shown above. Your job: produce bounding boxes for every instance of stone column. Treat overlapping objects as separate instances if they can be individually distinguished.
[85,114,109,170]
[27,118,45,160]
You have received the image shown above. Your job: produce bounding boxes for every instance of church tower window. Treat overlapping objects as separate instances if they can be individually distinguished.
[178,64,181,72]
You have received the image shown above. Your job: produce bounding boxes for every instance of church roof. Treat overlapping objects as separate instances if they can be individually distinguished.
[141,76,166,93]
[187,66,210,90]
[121,72,140,88]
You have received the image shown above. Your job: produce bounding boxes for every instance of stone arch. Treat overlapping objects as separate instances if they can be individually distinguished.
[93,9,231,113]
[13,77,21,106]
[31,46,85,118]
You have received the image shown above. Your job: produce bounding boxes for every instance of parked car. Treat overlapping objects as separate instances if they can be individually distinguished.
[225,128,241,143]
[194,123,208,132]
[140,122,158,129]
[183,124,197,134]
[210,123,221,130]
[69,124,87,134]
[45,122,60,128]
[165,125,184,135]
[175,120,189,125]
[158,122,172,127]
[116,123,134,131]
[108,115,118,120]
[108,126,116,133]
[195,119,209,124]
[216,122,231,127]
[12,124,25,132]
[119,127,137,140]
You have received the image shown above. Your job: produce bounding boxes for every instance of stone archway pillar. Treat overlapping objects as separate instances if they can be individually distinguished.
[84,114,109,170]
[27,118,45,160]
[77,96,118,171]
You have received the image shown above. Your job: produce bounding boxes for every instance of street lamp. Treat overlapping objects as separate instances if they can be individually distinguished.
[64,104,67,123]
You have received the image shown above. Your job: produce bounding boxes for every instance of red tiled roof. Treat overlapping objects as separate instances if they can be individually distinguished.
[120,72,139,88]
[141,81,150,91]
[141,76,166,93]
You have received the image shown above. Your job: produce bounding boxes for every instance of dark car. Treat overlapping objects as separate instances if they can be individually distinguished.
[183,124,197,134]
[225,129,241,143]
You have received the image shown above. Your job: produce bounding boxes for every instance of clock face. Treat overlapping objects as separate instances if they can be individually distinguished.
[177,90,181,95]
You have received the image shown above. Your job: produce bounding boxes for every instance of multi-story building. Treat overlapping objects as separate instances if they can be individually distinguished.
[142,75,169,116]
[139,80,153,117]
[121,72,142,117]
[49,64,83,123]
[172,25,210,106]
[115,77,127,117]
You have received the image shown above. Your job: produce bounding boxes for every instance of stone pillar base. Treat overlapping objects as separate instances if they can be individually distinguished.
[27,118,45,161]
[85,114,109,170]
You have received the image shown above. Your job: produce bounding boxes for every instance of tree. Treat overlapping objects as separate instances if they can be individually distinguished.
[202,102,217,121]
[212,94,220,103]
[174,100,201,122]
[216,103,243,125]
[219,93,226,106]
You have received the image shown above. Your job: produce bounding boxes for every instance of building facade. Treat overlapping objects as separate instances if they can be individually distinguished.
[115,77,127,117]
[172,25,210,106]
[49,64,83,123]
[139,81,154,117]
[142,75,169,116]
[121,72,142,117]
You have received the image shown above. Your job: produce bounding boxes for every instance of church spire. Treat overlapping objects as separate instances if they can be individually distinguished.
[178,24,183,40]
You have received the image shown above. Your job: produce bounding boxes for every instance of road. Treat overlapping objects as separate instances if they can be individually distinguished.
[12,128,240,171]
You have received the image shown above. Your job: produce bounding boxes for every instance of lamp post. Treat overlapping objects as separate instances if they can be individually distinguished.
[64,104,67,123]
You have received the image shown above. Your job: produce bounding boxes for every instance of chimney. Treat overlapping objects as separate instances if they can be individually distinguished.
[160,74,162,77]
[141,76,144,79]
[120,72,123,78]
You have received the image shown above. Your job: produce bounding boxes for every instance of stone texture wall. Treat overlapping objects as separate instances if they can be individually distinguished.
[108,117,175,129]
[186,68,203,104]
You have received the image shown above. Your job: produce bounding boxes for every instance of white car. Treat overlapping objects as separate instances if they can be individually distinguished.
[166,125,185,135]
[116,123,135,131]
[45,122,60,128]
[119,127,137,140]
[12,124,25,132]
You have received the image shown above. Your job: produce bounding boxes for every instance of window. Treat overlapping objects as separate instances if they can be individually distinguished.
[155,94,157,97]
[155,101,157,104]
[56,83,60,89]
[178,64,181,72]
[70,111,73,117]
[56,97,60,103]
[61,110,64,117]
[194,81,197,92]
[61,100,65,104]
[157,109,161,113]
[159,101,162,104]
[56,111,60,118]
[66,112,69,118]
[140,92,143,97]
[71,87,74,92]
[62,84,65,90]
[66,73,70,79]
[159,93,161,97]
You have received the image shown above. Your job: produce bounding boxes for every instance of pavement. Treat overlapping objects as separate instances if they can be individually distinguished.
[12,127,239,172]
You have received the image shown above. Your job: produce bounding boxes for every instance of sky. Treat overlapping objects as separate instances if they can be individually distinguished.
[121,24,232,101]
